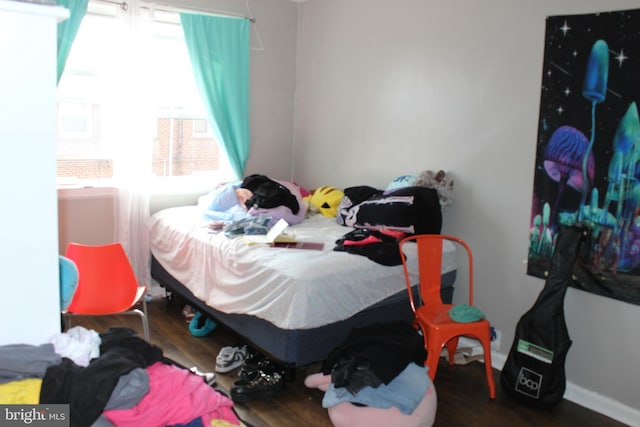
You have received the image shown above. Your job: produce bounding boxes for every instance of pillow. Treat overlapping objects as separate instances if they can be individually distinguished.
[198,181,249,222]
[383,174,418,194]
[204,181,242,212]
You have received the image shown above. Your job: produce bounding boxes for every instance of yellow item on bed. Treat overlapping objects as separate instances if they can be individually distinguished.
[306,186,344,218]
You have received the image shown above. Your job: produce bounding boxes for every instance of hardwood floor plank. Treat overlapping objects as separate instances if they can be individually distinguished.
[69,295,627,427]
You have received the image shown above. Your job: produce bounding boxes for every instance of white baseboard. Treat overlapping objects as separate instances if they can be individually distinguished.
[491,351,640,427]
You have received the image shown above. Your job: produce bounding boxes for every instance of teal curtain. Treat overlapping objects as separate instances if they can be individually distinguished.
[56,0,89,84]
[180,13,250,179]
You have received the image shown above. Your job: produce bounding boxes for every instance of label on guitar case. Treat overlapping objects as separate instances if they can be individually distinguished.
[515,367,543,399]
[516,339,553,364]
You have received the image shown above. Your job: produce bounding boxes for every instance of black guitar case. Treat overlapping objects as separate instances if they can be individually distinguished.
[500,226,584,408]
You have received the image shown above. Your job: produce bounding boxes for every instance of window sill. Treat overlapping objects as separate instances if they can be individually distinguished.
[57,174,226,201]
[57,184,116,200]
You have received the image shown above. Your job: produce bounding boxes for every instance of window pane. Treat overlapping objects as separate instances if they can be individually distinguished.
[153,118,219,177]
[193,119,209,134]
[56,8,116,180]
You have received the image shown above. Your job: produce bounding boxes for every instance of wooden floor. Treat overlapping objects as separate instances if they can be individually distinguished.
[71,294,628,427]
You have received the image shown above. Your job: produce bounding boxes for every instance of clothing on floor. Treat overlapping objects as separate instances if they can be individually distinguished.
[0,343,61,384]
[322,321,426,393]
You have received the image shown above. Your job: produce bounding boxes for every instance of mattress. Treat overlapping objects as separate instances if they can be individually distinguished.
[149,206,457,330]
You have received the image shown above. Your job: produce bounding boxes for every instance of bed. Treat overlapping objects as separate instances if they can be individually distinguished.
[149,204,457,369]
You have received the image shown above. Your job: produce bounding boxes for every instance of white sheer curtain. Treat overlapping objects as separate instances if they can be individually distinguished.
[104,0,155,287]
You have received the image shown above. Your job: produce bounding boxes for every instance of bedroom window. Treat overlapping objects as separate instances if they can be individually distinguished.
[56,2,231,184]
[192,119,213,137]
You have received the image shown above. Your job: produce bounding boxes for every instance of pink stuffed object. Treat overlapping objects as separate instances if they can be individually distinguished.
[304,372,437,427]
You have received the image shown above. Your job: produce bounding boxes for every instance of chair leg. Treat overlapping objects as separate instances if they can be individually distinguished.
[63,314,73,331]
[425,339,442,381]
[140,315,150,342]
[139,298,150,341]
[445,337,459,367]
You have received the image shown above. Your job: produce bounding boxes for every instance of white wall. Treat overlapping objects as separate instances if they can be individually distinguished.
[292,0,640,424]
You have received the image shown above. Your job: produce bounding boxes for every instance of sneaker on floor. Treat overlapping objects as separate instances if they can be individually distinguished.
[216,345,249,373]
[189,366,216,386]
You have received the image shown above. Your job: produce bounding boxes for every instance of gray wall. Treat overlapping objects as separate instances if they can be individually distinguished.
[292,0,640,424]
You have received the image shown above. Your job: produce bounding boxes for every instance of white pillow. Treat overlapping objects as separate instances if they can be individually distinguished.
[384,173,418,194]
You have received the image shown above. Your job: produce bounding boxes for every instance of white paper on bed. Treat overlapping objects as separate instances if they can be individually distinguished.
[149,206,457,330]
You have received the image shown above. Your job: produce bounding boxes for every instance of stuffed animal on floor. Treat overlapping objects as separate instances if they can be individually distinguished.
[304,372,437,427]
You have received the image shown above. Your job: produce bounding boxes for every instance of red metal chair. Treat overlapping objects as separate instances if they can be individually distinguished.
[399,234,495,399]
[63,242,149,341]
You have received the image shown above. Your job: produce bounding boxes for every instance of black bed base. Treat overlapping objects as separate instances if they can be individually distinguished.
[151,256,455,369]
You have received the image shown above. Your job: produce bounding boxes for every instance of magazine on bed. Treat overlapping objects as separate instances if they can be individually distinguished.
[272,241,325,250]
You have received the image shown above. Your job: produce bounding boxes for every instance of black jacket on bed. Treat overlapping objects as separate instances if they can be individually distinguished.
[241,174,300,214]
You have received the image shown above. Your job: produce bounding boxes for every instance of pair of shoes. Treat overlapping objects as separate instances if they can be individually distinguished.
[230,369,285,402]
[216,345,248,373]
[189,366,216,386]
[237,351,280,380]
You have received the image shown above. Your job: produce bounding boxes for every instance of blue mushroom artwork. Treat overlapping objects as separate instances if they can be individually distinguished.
[579,39,608,210]
[528,8,640,306]
[542,125,594,231]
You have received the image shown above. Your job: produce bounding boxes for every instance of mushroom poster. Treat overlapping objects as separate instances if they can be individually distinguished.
[528,7,640,306]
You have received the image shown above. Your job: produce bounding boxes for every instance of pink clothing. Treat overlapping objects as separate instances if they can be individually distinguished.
[342,235,383,246]
[103,362,239,427]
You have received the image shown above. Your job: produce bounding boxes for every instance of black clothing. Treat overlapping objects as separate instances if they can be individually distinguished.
[321,321,425,394]
[240,174,300,214]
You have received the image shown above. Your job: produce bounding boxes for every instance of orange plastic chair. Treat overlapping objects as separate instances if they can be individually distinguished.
[63,242,150,341]
[399,234,495,399]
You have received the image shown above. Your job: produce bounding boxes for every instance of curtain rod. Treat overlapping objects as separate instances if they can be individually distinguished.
[94,0,256,22]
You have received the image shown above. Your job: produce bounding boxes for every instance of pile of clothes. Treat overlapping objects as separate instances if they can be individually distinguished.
[0,327,245,427]
[305,321,438,427]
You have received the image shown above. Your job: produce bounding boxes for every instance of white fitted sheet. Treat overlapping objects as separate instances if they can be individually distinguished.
[149,206,456,330]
